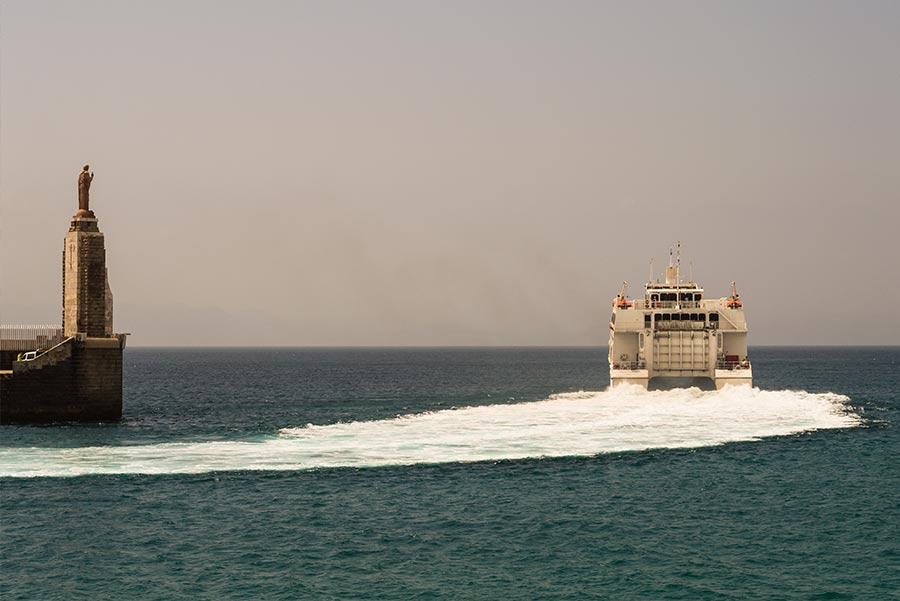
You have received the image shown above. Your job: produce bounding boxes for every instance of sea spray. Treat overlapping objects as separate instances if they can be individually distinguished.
[0,386,860,478]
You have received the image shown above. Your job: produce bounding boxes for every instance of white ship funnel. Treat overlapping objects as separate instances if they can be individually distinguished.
[664,243,681,285]
[665,265,678,285]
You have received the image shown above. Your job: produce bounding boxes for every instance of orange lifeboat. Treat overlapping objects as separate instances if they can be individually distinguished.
[614,281,632,309]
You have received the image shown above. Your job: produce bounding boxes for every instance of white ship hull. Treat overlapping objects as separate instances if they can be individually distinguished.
[608,247,752,390]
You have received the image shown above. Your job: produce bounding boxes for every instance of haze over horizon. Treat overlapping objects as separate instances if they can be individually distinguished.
[1,1,898,346]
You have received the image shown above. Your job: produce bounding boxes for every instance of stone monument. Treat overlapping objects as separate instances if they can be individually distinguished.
[0,164,127,424]
[63,165,113,337]
[77,164,94,217]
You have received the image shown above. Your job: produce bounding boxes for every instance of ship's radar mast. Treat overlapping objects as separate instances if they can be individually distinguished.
[661,241,686,286]
[676,241,682,285]
[664,245,679,285]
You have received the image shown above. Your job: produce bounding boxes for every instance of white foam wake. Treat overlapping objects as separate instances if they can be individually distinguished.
[0,386,860,478]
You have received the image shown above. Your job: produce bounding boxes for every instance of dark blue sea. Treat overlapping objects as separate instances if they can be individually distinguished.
[1,347,898,600]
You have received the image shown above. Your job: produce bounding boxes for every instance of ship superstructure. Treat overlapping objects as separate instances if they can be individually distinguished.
[608,244,751,389]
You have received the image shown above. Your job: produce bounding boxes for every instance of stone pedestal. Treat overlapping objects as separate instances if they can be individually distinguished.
[62,213,113,337]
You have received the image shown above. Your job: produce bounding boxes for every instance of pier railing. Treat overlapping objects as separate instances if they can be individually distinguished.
[0,324,66,351]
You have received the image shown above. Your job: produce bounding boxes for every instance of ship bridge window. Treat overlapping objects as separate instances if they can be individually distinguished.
[709,313,719,322]
[681,313,690,321]
[671,313,680,321]
[662,313,671,321]
[651,294,659,302]
[690,313,699,321]
[644,314,651,326]
[679,293,691,302]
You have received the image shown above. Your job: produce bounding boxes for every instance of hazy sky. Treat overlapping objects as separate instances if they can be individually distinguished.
[1,1,898,345]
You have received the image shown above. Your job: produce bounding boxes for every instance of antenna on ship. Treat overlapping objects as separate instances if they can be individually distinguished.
[689,261,694,284]
[649,258,654,284]
[676,241,682,286]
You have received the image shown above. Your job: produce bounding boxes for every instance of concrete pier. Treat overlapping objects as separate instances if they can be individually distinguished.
[1,170,127,424]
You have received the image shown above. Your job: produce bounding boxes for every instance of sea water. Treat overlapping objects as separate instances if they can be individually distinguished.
[1,347,897,599]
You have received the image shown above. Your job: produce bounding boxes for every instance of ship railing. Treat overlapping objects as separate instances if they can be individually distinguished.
[654,322,710,331]
[634,300,702,310]
[0,324,66,352]
[611,360,647,370]
[716,359,751,370]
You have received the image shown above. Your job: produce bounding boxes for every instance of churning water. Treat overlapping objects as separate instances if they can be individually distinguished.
[0,386,859,478]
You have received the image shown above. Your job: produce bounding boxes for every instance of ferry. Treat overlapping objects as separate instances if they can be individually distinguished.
[608,244,751,389]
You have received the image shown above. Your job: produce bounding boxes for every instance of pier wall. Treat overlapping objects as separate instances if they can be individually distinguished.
[0,336,125,424]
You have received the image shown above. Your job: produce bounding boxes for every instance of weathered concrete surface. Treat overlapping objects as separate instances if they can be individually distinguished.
[63,216,113,337]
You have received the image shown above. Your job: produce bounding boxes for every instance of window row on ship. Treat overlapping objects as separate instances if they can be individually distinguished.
[642,312,720,328]
[647,292,702,302]
[611,312,720,325]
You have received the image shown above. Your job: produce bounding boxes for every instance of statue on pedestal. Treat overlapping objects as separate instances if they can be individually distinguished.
[77,165,94,216]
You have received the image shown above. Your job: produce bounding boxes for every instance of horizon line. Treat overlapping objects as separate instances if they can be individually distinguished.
[123,344,900,349]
